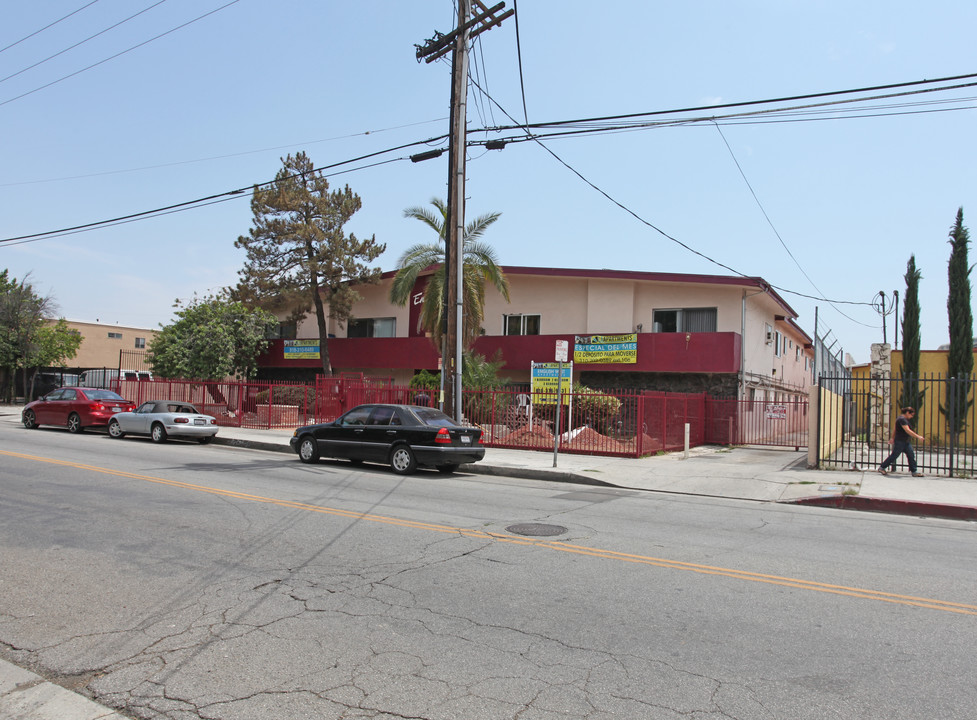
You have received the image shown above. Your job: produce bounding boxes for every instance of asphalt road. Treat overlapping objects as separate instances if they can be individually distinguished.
[1,423,976,720]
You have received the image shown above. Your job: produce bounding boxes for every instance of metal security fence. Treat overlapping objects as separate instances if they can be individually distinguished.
[463,388,650,457]
[706,398,809,449]
[115,378,322,429]
[113,376,809,456]
[818,374,977,476]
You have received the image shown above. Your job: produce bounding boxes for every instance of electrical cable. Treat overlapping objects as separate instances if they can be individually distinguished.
[512,0,529,126]
[2,156,406,247]
[0,139,445,244]
[467,81,977,146]
[467,74,875,310]
[0,0,243,108]
[0,116,449,187]
[479,71,977,133]
[711,121,877,328]
[0,0,171,85]
[0,1,101,55]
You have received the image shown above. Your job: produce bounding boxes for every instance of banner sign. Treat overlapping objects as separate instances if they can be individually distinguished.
[284,339,320,360]
[573,333,637,364]
[531,362,572,405]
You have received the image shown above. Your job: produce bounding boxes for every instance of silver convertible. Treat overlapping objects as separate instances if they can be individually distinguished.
[107,401,219,444]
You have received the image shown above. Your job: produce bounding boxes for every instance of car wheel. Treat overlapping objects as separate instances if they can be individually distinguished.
[67,413,83,433]
[22,410,38,429]
[437,464,459,475]
[389,445,417,475]
[198,436,213,445]
[108,419,125,439]
[151,423,168,443]
[298,436,320,464]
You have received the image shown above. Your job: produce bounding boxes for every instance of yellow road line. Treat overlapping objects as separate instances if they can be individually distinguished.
[4,449,976,617]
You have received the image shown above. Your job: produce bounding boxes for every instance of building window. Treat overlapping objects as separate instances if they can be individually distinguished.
[774,331,783,356]
[268,322,297,340]
[348,317,396,338]
[652,307,717,333]
[134,337,146,349]
[108,332,123,339]
[503,314,541,336]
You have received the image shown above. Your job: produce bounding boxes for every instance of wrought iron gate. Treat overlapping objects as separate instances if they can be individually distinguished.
[817,374,977,476]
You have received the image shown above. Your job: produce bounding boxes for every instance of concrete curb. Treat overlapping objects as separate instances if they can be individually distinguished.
[0,659,125,719]
[789,494,977,521]
[458,462,617,488]
[212,436,292,455]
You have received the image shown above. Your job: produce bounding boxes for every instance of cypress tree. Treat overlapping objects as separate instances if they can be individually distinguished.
[899,255,924,411]
[943,208,974,434]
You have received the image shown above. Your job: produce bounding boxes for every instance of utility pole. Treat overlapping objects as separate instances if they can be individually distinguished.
[415,1,513,420]
[445,0,470,421]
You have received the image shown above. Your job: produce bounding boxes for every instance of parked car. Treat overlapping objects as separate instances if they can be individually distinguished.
[290,404,485,475]
[107,401,219,444]
[22,387,136,433]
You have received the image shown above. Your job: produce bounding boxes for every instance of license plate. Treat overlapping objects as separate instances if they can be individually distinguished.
[111,407,121,412]
[194,419,205,425]
[460,435,470,444]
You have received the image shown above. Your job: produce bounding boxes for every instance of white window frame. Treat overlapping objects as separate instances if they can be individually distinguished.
[503,314,541,336]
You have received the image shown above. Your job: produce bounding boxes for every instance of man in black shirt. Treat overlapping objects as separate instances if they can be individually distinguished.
[878,406,925,477]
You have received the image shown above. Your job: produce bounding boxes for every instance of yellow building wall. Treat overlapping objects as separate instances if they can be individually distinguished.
[851,349,977,445]
[59,321,157,368]
[818,386,846,461]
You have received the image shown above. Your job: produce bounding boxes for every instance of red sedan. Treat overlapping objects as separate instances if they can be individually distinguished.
[22,387,136,433]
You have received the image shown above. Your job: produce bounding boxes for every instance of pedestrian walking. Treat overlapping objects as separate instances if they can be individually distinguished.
[878,406,925,477]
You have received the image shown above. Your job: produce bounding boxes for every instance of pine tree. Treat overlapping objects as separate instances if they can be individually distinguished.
[234,152,385,375]
[899,255,924,411]
[943,207,974,434]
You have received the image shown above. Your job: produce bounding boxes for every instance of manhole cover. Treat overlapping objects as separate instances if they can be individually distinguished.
[506,523,568,537]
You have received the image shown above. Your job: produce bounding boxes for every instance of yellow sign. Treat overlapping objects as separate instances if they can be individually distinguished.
[573,334,637,364]
[531,362,572,405]
[284,340,320,360]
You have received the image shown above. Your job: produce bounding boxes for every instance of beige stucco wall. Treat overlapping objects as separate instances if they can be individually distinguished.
[482,276,590,335]
[301,270,814,397]
[295,281,412,338]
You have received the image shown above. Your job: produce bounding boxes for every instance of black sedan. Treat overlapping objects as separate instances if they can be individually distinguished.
[290,404,485,475]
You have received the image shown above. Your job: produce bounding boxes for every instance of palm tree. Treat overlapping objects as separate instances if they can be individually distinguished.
[390,198,510,349]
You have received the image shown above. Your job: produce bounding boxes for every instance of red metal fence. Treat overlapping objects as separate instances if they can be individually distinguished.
[114,378,808,454]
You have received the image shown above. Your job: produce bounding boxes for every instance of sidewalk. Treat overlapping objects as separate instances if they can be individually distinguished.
[212,424,977,522]
[1,409,976,718]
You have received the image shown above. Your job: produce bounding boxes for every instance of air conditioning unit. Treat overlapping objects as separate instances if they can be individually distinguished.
[765,331,774,344]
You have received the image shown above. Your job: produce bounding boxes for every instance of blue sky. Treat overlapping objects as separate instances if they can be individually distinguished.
[2,1,975,365]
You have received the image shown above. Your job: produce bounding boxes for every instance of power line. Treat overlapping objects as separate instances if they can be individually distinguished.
[466,74,876,310]
[0,1,101,55]
[466,81,977,147]
[0,0,243,109]
[0,0,171,85]
[0,138,446,245]
[711,121,877,328]
[480,71,977,134]
[2,156,405,247]
[0,117,448,187]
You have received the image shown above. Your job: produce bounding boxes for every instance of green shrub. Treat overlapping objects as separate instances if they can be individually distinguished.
[253,385,315,408]
[572,382,622,434]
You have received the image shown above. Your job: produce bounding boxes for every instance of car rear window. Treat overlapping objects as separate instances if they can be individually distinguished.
[412,407,456,428]
[87,390,126,401]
